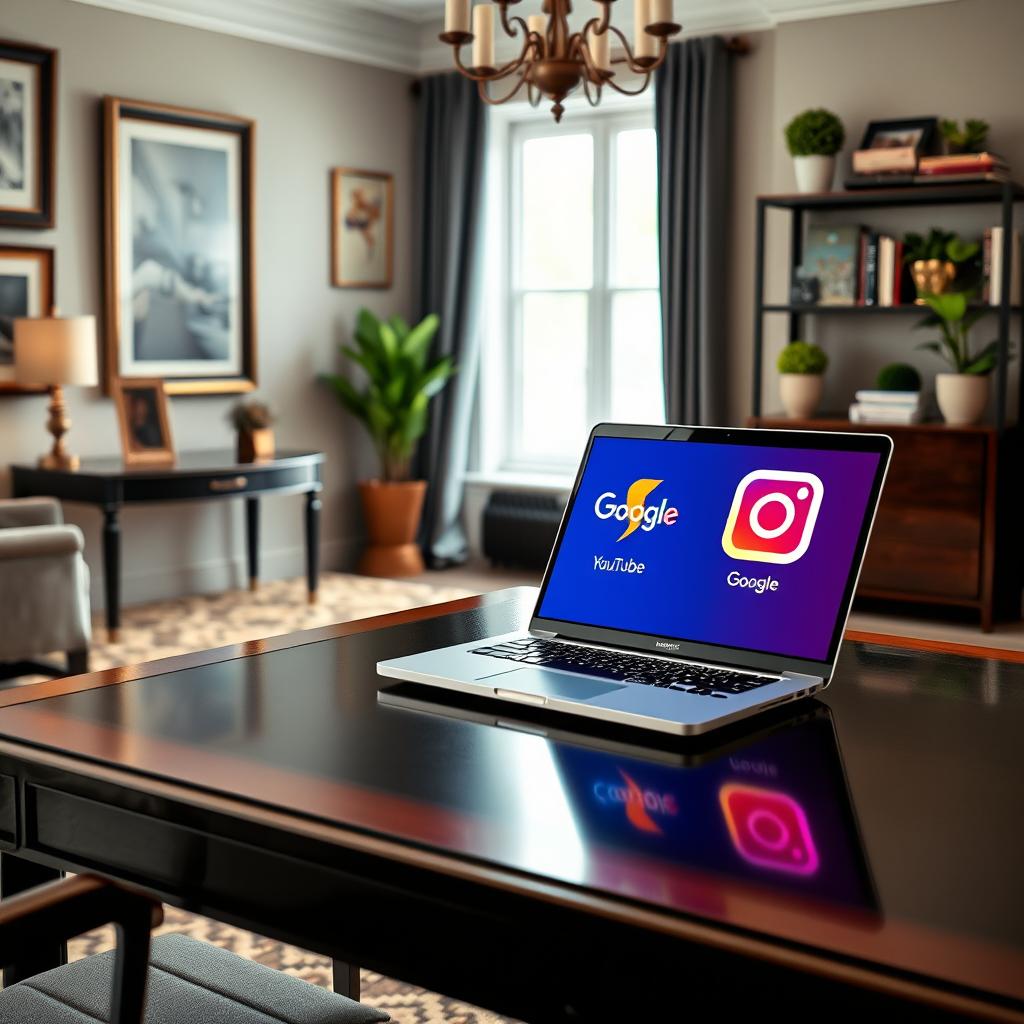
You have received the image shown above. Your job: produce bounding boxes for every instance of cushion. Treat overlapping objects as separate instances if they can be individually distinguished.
[0,933,389,1024]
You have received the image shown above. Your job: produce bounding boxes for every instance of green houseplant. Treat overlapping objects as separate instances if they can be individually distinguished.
[875,363,921,392]
[322,308,455,576]
[903,229,980,303]
[777,341,828,419]
[939,118,989,155]
[784,109,845,194]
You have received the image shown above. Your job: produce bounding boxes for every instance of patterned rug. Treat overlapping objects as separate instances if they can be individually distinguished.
[54,572,518,1024]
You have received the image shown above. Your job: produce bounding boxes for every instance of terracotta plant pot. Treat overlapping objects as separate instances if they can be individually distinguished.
[935,372,989,426]
[358,479,427,577]
[910,259,956,304]
[237,428,275,463]
[779,373,824,419]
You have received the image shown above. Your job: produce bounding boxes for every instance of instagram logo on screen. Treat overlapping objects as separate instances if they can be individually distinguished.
[719,782,820,876]
[722,470,824,564]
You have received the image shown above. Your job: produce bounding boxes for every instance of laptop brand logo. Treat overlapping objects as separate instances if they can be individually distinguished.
[594,478,679,541]
[722,470,824,564]
[654,640,680,650]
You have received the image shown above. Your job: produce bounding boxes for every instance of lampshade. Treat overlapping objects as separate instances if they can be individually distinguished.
[14,315,99,388]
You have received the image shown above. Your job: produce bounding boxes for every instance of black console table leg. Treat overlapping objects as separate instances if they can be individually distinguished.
[246,498,260,592]
[305,491,321,605]
[102,505,122,643]
[1,853,66,984]
[332,960,360,1000]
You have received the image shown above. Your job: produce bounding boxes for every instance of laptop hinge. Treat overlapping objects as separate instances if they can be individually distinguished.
[529,628,557,638]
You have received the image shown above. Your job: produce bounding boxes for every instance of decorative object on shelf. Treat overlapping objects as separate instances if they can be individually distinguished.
[0,244,53,393]
[440,0,681,123]
[915,291,1004,426]
[322,308,455,577]
[851,117,937,177]
[229,398,275,463]
[790,268,820,306]
[803,225,861,305]
[903,229,979,304]
[850,366,923,424]
[331,168,394,289]
[777,341,827,419]
[784,108,844,194]
[112,377,176,466]
[103,97,257,396]
[0,39,56,229]
[939,118,989,155]
[983,226,1022,305]
[876,362,922,392]
[14,313,98,470]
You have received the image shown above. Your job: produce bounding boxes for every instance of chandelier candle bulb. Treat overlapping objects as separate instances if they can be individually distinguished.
[527,13,547,53]
[590,20,611,70]
[634,0,657,59]
[472,3,496,69]
[649,0,673,27]
[444,0,470,34]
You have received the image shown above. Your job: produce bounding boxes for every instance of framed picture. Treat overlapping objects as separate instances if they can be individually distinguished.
[112,377,175,465]
[0,244,52,393]
[331,167,393,288]
[0,39,56,229]
[859,117,937,156]
[103,96,257,396]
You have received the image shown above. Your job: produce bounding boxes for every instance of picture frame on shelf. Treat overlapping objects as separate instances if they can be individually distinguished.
[0,244,53,393]
[858,117,938,156]
[331,167,394,289]
[103,96,257,396]
[112,377,176,465]
[0,39,57,229]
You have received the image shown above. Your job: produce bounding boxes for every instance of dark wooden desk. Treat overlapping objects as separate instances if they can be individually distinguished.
[0,589,1022,1022]
[11,450,324,640]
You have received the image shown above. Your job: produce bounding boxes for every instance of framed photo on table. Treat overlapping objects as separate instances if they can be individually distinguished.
[0,244,52,393]
[858,117,937,156]
[0,39,56,229]
[112,377,175,465]
[103,96,257,396]
[331,167,393,288]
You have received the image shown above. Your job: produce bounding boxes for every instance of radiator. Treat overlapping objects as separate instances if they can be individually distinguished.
[482,490,566,570]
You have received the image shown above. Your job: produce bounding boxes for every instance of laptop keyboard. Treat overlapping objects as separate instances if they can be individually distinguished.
[470,638,779,698]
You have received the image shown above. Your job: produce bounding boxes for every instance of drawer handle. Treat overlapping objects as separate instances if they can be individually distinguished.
[209,476,248,492]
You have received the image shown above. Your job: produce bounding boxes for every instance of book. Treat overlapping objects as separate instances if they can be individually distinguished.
[803,225,862,306]
[892,239,905,306]
[878,236,895,307]
[849,402,923,424]
[918,152,1007,174]
[864,232,879,306]
[989,226,1022,306]
[852,146,918,174]
[854,389,921,408]
[914,171,1010,185]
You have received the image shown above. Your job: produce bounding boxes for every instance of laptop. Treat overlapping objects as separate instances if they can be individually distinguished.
[378,423,892,736]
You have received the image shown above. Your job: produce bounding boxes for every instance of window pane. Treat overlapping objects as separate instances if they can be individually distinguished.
[610,290,664,422]
[520,134,593,290]
[612,128,659,288]
[518,292,589,461]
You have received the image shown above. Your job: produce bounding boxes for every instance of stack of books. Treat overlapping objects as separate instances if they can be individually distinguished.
[849,390,923,424]
[859,233,911,306]
[847,150,1013,190]
[801,226,912,306]
[917,152,1010,185]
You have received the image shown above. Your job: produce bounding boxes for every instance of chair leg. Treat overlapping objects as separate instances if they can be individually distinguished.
[332,960,360,1000]
[66,649,89,676]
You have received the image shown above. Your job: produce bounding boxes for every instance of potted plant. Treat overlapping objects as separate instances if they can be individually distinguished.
[903,229,980,303]
[875,362,921,392]
[915,291,1003,426]
[784,109,845,194]
[322,309,455,577]
[777,341,828,419]
[939,118,989,155]
[229,399,275,462]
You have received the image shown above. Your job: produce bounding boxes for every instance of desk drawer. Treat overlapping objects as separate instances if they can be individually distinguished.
[123,464,318,502]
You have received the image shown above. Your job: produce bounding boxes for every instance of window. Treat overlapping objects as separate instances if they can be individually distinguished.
[478,105,664,479]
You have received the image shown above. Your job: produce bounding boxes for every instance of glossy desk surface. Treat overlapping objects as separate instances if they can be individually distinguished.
[0,588,1021,1015]
[11,449,324,479]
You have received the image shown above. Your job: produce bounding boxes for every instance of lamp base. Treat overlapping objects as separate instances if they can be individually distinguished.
[39,384,81,472]
[39,450,80,471]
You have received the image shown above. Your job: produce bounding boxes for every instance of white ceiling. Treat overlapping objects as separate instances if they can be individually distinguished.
[68,0,959,73]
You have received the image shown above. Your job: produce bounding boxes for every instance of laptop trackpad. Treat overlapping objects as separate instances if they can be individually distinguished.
[484,667,625,703]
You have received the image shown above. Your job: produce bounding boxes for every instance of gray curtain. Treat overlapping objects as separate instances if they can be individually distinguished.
[655,37,732,425]
[413,73,486,568]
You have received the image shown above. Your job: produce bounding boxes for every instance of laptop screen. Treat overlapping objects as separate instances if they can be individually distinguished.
[535,434,883,663]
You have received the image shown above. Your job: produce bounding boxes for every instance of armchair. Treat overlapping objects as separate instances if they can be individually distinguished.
[0,497,91,678]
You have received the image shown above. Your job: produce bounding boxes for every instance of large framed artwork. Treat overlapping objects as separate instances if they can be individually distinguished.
[103,96,257,395]
[0,244,53,393]
[331,167,393,289]
[0,39,57,229]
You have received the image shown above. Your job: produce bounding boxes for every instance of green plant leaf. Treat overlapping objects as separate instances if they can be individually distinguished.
[962,340,1000,375]
[923,291,968,323]
[417,356,456,399]
[322,374,366,419]
[402,314,441,369]
[340,344,380,380]
[946,238,980,264]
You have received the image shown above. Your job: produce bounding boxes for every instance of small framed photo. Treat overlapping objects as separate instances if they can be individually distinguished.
[331,168,393,288]
[0,39,57,228]
[858,117,937,156]
[113,378,175,466]
[0,244,53,394]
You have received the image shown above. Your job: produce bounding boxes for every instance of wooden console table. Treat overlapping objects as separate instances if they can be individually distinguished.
[11,450,324,641]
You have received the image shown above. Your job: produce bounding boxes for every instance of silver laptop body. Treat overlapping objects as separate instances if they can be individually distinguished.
[379,423,892,736]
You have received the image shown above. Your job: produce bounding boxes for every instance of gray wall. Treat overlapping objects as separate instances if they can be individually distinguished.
[0,0,414,606]
[727,0,1024,424]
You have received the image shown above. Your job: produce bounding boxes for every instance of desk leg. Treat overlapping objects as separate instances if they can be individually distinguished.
[246,498,260,592]
[1,853,66,984]
[332,960,360,1001]
[103,505,122,643]
[305,491,321,605]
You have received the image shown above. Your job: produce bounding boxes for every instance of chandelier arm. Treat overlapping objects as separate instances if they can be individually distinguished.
[604,72,655,97]
[581,74,603,107]
[605,22,664,75]
[498,5,531,40]
[452,39,532,82]
[477,72,529,106]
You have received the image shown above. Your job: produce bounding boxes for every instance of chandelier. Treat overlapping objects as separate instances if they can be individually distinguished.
[441,1,681,122]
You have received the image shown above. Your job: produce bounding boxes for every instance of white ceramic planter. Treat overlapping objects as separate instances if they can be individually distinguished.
[793,155,835,194]
[936,373,989,426]
[779,374,824,419]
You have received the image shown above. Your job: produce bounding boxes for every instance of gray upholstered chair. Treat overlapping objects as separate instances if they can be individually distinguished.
[0,497,91,679]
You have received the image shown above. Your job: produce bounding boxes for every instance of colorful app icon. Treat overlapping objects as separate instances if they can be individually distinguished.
[722,469,824,564]
[719,782,819,875]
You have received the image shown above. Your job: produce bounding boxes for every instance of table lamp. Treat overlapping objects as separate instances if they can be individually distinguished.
[15,312,98,471]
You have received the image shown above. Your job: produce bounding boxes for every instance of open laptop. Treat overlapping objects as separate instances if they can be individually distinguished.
[378,423,892,735]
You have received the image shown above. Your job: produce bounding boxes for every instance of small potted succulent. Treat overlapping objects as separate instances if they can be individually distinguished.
[784,108,845,194]
[777,341,828,419]
[939,118,989,155]
[875,362,922,392]
[229,398,275,462]
[903,229,980,303]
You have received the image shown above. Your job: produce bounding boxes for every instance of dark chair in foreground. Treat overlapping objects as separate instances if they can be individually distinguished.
[0,875,388,1024]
